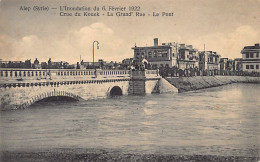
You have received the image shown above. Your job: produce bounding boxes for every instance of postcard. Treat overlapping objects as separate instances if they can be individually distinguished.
[0,0,260,161]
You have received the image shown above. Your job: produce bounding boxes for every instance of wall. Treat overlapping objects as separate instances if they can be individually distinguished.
[166,76,260,92]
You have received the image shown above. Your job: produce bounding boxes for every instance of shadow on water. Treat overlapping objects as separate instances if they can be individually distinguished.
[110,86,123,96]
[30,96,79,108]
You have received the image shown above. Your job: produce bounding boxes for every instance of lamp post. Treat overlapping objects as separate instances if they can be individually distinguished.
[93,41,99,69]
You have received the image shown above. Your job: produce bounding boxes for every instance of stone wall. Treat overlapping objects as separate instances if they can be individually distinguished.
[166,76,260,92]
[0,80,130,110]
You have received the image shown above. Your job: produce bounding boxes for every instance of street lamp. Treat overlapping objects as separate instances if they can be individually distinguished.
[93,41,99,69]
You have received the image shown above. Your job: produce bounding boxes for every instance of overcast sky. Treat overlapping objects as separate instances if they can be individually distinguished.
[0,0,260,63]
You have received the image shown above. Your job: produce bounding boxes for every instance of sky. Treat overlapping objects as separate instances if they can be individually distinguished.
[0,0,260,64]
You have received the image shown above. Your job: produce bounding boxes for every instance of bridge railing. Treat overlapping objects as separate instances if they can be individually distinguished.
[0,68,131,83]
[130,70,160,78]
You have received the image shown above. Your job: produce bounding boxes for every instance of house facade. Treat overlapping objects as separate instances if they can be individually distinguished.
[241,43,260,72]
[199,51,220,71]
[177,44,199,70]
[132,38,177,69]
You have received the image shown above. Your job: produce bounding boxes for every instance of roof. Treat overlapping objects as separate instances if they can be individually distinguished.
[243,43,260,50]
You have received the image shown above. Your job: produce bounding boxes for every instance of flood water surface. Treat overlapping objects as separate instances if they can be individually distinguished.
[1,83,260,157]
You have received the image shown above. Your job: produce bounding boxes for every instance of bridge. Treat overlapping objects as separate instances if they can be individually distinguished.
[0,68,178,109]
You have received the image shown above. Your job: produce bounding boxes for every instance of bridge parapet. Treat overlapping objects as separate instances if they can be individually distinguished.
[0,69,159,84]
[0,68,131,83]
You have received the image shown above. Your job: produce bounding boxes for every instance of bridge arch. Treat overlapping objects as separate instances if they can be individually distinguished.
[17,90,83,109]
[109,86,123,96]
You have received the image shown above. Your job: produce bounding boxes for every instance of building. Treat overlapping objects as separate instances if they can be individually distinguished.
[132,38,177,69]
[234,58,243,71]
[199,51,220,71]
[219,58,228,71]
[177,44,199,70]
[241,43,260,72]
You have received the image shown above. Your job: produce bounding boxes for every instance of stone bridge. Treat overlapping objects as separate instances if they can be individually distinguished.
[0,69,178,109]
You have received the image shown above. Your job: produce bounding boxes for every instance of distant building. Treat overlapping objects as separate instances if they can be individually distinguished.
[241,43,260,72]
[199,51,220,71]
[219,58,228,71]
[81,59,107,69]
[234,58,243,71]
[177,44,199,70]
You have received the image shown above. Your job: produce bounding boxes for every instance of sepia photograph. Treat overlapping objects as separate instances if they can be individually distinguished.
[0,0,260,161]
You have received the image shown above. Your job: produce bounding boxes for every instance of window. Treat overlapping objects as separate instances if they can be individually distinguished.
[246,53,249,58]
[148,52,152,58]
[154,52,157,57]
[250,65,254,69]
[256,65,259,69]
[250,53,254,58]
[256,53,259,58]
[162,53,167,57]
[246,65,249,69]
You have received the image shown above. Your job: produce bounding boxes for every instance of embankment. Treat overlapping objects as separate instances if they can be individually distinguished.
[165,76,260,92]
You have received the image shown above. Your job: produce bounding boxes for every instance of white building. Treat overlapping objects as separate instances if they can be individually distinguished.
[241,43,260,72]
[132,38,177,69]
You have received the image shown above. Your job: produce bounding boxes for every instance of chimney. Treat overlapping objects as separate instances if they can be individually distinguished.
[154,38,158,46]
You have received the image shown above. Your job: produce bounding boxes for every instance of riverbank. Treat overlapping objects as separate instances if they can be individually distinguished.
[165,76,260,92]
[1,150,259,162]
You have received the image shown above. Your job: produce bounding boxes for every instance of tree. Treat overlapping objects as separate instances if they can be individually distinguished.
[25,59,32,68]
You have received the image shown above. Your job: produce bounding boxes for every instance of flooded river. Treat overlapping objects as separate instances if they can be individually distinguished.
[1,83,260,157]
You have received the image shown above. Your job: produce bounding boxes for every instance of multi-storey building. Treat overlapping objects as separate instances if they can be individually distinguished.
[241,43,260,72]
[132,38,177,69]
[132,38,201,70]
[199,51,220,71]
[177,44,199,70]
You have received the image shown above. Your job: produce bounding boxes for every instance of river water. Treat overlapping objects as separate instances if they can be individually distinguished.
[1,83,260,157]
